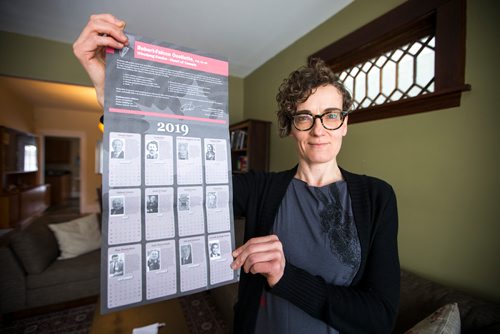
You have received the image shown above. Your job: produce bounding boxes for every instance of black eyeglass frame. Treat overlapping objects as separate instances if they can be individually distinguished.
[290,109,350,131]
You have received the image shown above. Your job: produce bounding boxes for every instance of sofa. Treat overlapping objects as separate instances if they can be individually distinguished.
[0,212,100,314]
[393,269,500,333]
[211,269,500,333]
[211,219,500,333]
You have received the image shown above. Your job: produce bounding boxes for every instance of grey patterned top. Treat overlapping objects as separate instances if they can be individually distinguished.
[254,178,361,333]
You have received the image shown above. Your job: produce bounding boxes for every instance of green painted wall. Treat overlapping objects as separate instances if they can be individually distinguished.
[228,76,244,124]
[0,31,92,86]
[244,0,500,301]
[0,31,244,122]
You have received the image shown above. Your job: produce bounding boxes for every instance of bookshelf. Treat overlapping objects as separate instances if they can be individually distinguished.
[0,126,50,228]
[229,119,271,173]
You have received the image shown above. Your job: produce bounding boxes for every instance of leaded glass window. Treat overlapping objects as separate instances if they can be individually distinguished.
[310,0,469,124]
[339,36,435,110]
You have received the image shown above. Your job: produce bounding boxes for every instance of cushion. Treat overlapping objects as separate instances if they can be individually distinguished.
[10,221,60,274]
[48,214,101,259]
[26,250,100,289]
[405,303,461,334]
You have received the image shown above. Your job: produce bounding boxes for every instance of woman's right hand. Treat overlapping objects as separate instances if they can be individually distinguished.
[231,235,286,288]
[73,14,128,107]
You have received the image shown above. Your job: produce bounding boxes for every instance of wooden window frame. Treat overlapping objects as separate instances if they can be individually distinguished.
[310,0,470,124]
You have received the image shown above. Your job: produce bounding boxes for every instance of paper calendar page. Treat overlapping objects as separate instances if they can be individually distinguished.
[108,188,142,245]
[145,240,177,300]
[206,185,231,233]
[145,187,175,240]
[179,236,208,292]
[204,138,229,184]
[107,244,142,309]
[176,137,203,185]
[145,134,174,186]
[101,32,237,314]
[208,232,235,285]
[109,132,141,187]
[177,186,205,237]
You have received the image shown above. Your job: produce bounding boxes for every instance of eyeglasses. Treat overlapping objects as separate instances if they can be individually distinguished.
[291,109,349,131]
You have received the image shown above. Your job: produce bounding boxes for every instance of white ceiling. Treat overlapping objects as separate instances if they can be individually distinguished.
[0,0,351,78]
[0,0,351,112]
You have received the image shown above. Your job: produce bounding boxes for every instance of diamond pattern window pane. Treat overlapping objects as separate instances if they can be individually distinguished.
[381,61,396,96]
[367,67,380,99]
[338,36,435,110]
[354,72,366,101]
[350,66,360,77]
[416,43,434,88]
[409,43,423,55]
[362,62,372,72]
[375,55,388,67]
[398,54,414,92]
[344,76,354,96]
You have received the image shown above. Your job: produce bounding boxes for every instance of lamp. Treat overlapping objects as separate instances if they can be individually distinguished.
[96,115,104,173]
[98,115,104,133]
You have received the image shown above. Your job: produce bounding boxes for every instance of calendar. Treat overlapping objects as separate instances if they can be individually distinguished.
[101,33,237,313]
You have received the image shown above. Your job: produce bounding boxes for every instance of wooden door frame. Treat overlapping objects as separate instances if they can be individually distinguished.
[37,129,87,213]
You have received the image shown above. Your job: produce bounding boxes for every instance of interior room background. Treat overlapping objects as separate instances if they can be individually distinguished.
[0,0,498,304]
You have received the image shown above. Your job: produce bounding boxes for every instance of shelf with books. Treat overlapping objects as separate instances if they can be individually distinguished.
[229,119,271,173]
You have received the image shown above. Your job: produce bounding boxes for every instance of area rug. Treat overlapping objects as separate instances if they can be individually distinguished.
[0,303,96,334]
[179,291,229,334]
[0,292,228,334]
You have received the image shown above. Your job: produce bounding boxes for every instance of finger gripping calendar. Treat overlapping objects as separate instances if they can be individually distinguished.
[101,33,237,313]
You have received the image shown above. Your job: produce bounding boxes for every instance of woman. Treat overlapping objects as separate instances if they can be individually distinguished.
[74,14,399,333]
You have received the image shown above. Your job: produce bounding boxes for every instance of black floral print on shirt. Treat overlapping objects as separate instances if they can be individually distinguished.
[314,184,361,270]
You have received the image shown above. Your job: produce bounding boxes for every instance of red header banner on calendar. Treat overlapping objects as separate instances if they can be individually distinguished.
[100,33,237,314]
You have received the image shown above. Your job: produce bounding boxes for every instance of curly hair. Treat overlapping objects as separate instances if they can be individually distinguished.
[276,58,353,137]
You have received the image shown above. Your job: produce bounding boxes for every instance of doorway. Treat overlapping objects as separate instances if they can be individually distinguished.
[44,136,81,212]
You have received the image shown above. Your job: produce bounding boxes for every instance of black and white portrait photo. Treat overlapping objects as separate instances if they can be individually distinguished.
[110,196,125,215]
[147,249,160,271]
[180,244,192,265]
[178,142,189,160]
[146,140,159,159]
[205,144,215,160]
[178,194,190,211]
[109,253,124,277]
[207,192,217,209]
[209,241,221,260]
[110,138,125,159]
[146,194,159,213]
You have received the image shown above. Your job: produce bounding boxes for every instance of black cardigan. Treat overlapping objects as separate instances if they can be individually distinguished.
[232,166,400,334]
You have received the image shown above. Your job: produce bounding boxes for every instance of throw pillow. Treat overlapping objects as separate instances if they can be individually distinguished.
[10,222,59,274]
[405,302,461,334]
[48,213,101,259]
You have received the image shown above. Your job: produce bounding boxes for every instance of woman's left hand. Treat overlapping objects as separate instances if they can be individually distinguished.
[231,235,285,288]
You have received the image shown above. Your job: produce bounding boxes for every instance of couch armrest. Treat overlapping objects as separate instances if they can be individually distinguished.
[395,269,500,334]
[0,246,26,314]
